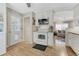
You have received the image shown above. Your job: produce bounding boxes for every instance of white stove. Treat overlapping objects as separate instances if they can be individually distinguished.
[33,32,48,45]
[33,25,54,46]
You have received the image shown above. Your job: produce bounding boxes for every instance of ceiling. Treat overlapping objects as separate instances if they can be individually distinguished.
[7,3,78,14]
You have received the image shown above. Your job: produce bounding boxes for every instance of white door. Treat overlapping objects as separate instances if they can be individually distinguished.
[23,17,32,43]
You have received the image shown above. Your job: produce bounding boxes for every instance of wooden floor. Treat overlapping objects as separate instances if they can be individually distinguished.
[3,41,76,56]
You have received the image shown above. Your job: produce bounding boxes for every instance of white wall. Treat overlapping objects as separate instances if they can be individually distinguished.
[54,10,74,22]
[74,4,79,26]
[0,3,6,55]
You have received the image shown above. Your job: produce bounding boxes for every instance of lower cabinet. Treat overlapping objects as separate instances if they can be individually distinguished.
[33,32,38,43]
[67,33,79,55]
[48,32,54,46]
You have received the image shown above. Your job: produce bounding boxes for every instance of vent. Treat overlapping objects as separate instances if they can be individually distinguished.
[26,3,31,7]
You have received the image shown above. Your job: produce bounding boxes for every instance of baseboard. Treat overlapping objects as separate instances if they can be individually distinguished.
[0,50,6,56]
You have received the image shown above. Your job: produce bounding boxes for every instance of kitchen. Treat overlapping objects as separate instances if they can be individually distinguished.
[0,3,79,56]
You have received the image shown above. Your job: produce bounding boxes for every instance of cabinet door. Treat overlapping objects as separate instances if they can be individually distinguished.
[68,33,74,46]
[35,13,42,26]
[48,33,54,46]
[67,33,74,46]
[33,32,38,43]
[69,33,79,55]
[71,34,79,55]
[36,12,42,19]
[42,11,48,19]
[65,32,69,46]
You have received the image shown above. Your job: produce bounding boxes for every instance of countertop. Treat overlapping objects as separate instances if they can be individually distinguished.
[67,27,79,35]
[33,31,53,33]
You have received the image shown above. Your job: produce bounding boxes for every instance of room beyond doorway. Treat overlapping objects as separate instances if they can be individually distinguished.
[54,23,69,45]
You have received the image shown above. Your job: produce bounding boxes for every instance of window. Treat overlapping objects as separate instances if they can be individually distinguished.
[55,23,68,30]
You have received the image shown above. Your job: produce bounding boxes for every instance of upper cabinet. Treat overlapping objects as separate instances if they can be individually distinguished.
[54,10,74,22]
[36,11,48,19]
[74,4,79,26]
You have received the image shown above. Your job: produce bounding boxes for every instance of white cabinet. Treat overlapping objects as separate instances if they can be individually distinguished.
[36,11,48,19]
[33,32,38,43]
[35,10,53,26]
[48,32,54,46]
[71,34,79,55]
[35,12,48,26]
[67,32,79,55]
[66,33,74,46]
[36,12,43,19]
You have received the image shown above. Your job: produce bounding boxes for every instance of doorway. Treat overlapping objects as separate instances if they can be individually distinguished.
[54,23,69,45]
[23,16,33,44]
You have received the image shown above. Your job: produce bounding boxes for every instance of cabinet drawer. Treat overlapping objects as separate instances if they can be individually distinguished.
[35,40,47,45]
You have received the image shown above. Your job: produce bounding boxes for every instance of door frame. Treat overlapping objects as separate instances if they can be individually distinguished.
[23,15,33,44]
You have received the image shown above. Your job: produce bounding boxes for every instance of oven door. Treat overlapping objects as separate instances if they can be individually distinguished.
[36,32,48,45]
